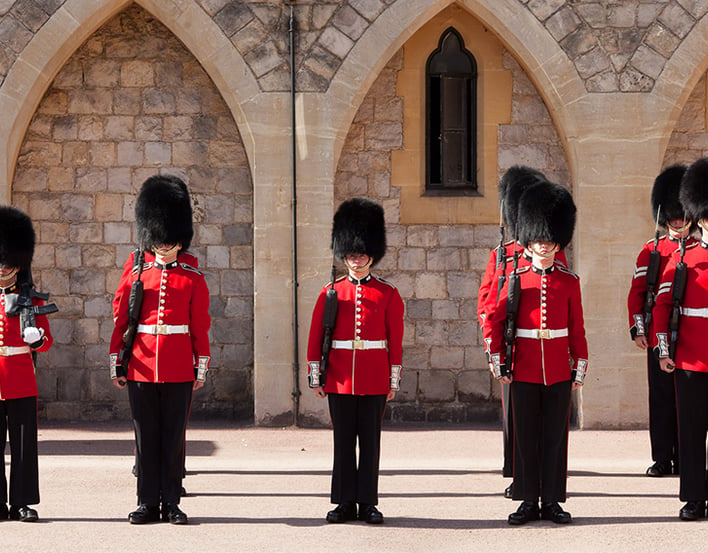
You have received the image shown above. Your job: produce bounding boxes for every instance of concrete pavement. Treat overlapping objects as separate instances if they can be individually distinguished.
[2,422,705,553]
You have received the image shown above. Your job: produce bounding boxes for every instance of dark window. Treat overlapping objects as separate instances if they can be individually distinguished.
[426,28,478,195]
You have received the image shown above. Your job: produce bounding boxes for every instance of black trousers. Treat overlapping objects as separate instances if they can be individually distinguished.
[0,396,39,507]
[511,380,571,503]
[675,369,708,501]
[647,348,679,466]
[501,381,514,477]
[128,381,192,506]
[328,393,387,506]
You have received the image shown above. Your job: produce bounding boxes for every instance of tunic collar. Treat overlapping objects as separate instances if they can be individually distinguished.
[154,260,179,270]
[0,283,17,294]
[348,273,372,285]
[531,264,555,276]
[701,239,708,250]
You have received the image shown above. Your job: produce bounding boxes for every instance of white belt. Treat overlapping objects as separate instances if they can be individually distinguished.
[137,324,189,335]
[516,328,568,339]
[331,340,388,350]
[682,307,708,318]
[0,345,31,356]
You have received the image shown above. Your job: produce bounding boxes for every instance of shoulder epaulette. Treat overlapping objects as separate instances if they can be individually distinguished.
[373,275,398,290]
[180,263,203,275]
[515,266,531,274]
[558,265,579,279]
[684,241,700,251]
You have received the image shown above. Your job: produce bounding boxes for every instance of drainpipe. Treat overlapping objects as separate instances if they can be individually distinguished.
[288,1,301,426]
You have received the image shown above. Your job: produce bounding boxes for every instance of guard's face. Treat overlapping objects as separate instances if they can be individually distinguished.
[0,265,19,282]
[668,219,691,238]
[344,253,373,276]
[152,243,181,257]
[529,241,558,258]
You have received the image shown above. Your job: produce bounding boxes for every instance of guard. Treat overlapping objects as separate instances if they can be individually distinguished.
[627,164,693,477]
[0,206,55,522]
[307,197,404,524]
[488,182,588,525]
[110,175,210,525]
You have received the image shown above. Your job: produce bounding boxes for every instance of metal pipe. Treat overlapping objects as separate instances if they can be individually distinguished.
[288,1,301,426]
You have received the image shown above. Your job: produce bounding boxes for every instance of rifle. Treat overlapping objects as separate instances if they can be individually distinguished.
[501,245,521,378]
[495,199,507,303]
[642,206,662,332]
[117,250,145,378]
[668,236,687,360]
[317,264,339,387]
[5,270,58,357]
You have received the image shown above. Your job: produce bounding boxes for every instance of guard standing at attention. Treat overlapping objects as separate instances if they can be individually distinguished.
[488,182,587,526]
[477,167,567,499]
[0,206,55,522]
[307,197,404,525]
[627,164,693,478]
[655,157,708,521]
[110,175,210,525]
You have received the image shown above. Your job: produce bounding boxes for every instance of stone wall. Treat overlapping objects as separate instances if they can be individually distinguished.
[12,5,254,421]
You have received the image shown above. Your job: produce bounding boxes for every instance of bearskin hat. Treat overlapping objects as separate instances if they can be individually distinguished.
[517,181,576,250]
[499,165,547,233]
[331,197,386,266]
[680,157,708,223]
[135,174,193,251]
[651,164,687,226]
[0,206,34,270]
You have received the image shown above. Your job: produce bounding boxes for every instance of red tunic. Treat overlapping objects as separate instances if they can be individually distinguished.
[654,241,708,372]
[480,245,567,352]
[0,286,53,399]
[488,262,588,385]
[110,251,211,383]
[627,235,693,347]
[307,273,404,396]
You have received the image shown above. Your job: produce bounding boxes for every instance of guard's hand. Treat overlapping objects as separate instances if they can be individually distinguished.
[659,358,675,373]
[193,380,205,391]
[22,326,43,345]
[314,386,326,398]
[499,375,512,385]
[634,335,648,349]
[387,390,396,402]
[572,382,583,391]
[113,377,127,389]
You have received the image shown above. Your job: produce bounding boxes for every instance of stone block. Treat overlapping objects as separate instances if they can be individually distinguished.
[318,26,353,59]
[447,272,479,299]
[417,369,455,402]
[398,247,426,270]
[545,6,581,41]
[84,296,110,318]
[414,272,447,299]
[69,222,103,243]
[350,0,386,21]
[427,248,461,271]
[659,2,695,38]
[70,269,106,295]
[439,226,475,247]
[430,346,464,369]
[222,270,254,296]
[406,299,432,319]
[458,369,492,402]
[364,122,402,150]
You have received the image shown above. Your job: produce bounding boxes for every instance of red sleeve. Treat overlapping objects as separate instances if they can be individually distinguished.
[627,244,650,338]
[477,248,499,328]
[189,274,211,366]
[653,252,677,348]
[385,287,405,367]
[306,287,327,366]
[568,276,588,367]
[109,254,134,356]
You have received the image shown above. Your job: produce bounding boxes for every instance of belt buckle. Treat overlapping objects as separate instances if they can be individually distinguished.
[352,340,364,350]
[0,346,6,356]
[537,329,550,339]
[155,324,168,335]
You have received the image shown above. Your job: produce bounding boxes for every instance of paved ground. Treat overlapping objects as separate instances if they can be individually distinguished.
[2,422,706,553]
